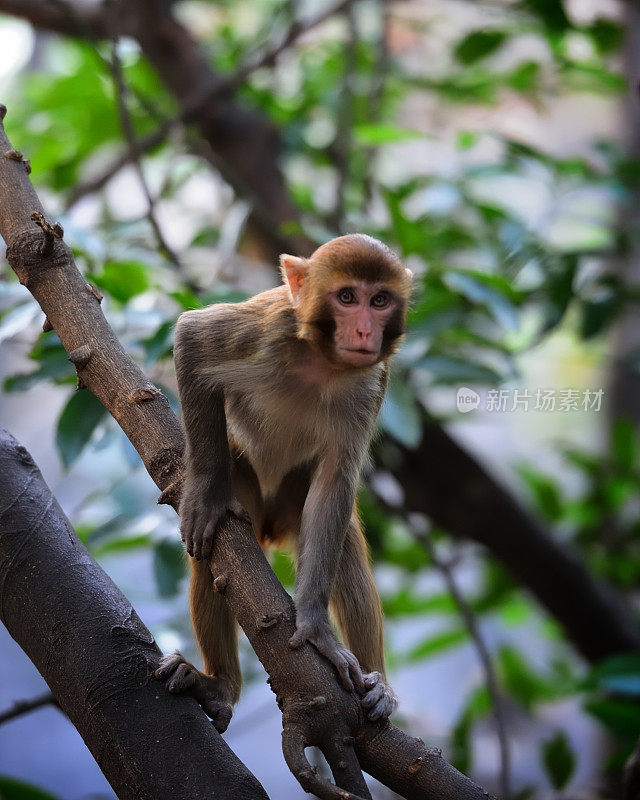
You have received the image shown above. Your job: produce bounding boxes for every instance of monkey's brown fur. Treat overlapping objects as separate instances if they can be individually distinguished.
[156,234,411,732]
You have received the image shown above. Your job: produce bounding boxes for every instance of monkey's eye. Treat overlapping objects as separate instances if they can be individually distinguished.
[371,293,389,308]
[337,287,356,305]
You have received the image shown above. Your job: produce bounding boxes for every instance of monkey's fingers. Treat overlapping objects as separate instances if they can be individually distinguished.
[201,698,233,733]
[288,627,308,650]
[282,725,369,800]
[361,674,398,721]
[312,639,355,693]
[155,651,185,680]
[198,518,218,561]
[342,649,365,695]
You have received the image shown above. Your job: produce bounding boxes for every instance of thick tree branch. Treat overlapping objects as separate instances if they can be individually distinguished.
[0,428,269,800]
[0,109,494,800]
[385,420,640,663]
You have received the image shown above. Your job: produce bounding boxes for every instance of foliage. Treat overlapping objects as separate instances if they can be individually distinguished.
[0,0,637,796]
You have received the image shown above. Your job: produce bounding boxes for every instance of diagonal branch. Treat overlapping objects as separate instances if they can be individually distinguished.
[0,106,495,800]
[0,427,270,800]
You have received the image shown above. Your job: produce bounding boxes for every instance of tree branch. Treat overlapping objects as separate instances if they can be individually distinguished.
[0,692,59,726]
[0,427,269,800]
[384,419,640,663]
[0,108,495,800]
[412,524,511,800]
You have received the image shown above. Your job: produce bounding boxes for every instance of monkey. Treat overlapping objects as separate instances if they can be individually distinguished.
[155,233,412,733]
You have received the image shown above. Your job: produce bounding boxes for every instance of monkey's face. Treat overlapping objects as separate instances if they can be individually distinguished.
[325,280,402,367]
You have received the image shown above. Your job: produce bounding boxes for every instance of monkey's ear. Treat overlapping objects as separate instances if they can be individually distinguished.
[280,254,308,301]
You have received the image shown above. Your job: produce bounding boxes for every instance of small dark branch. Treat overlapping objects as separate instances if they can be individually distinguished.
[382,417,640,663]
[31,210,63,255]
[0,691,59,726]
[362,0,389,206]
[65,122,172,210]
[328,4,357,233]
[183,0,358,116]
[105,20,184,273]
[412,523,511,800]
[0,0,111,38]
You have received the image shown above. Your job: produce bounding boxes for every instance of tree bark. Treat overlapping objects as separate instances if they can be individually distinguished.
[0,109,494,800]
[0,427,269,800]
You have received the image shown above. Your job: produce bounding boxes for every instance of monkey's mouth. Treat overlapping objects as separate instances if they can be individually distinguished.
[340,347,379,362]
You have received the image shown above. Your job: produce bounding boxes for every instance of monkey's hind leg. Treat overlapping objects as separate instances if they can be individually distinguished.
[330,517,398,722]
[155,559,241,733]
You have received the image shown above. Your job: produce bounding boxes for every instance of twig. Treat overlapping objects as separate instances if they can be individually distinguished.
[328,4,357,233]
[185,0,358,110]
[0,691,60,725]
[65,122,173,210]
[105,12,184,274]
[412,524,511,800]
[362,0,389,206]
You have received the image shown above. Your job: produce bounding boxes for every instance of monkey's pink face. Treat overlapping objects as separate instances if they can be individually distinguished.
[328,281,400,367]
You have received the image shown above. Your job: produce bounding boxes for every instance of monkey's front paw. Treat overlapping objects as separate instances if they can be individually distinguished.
[289,619,365,694]
[180,480,249,560]
[360,671,398,721]
[155,652,234,733]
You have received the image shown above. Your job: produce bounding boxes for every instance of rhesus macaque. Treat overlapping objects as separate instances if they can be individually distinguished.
[156,234,412,733]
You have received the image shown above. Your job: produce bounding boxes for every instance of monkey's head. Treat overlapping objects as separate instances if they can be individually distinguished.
[280,234,412,369]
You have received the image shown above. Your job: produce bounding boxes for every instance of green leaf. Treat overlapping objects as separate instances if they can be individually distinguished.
[379,374,422,448]
[92,260,150,303]
[498,646,557,708]
[55,390,108,468]
[454,30,507,64]
[588,18,624,55]
[353,123,424,146]
[270,550,296,588]
[518,466,564,521]
[611,419,638,472]
[153,539,186,598]
[444,271,520,331]
[586,654,640,696]
[0,776,62,800]
[416,355,501,385]
[585,698,640,739]
[140,320,175,365]
[407,628,468,661]
[541,731,575,791]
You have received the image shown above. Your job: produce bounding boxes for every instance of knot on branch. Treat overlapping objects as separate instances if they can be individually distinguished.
[157,481,180,507]
[129,387,160,404]
[257,611,287,630]
[0,104,7,120]
[5,148,31,174]
[68,344,92,369]
[5,228,70,287]
[149,447,184,505]
[213,575,228,594]
[31,211,63,255]
[86,283,103,303]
